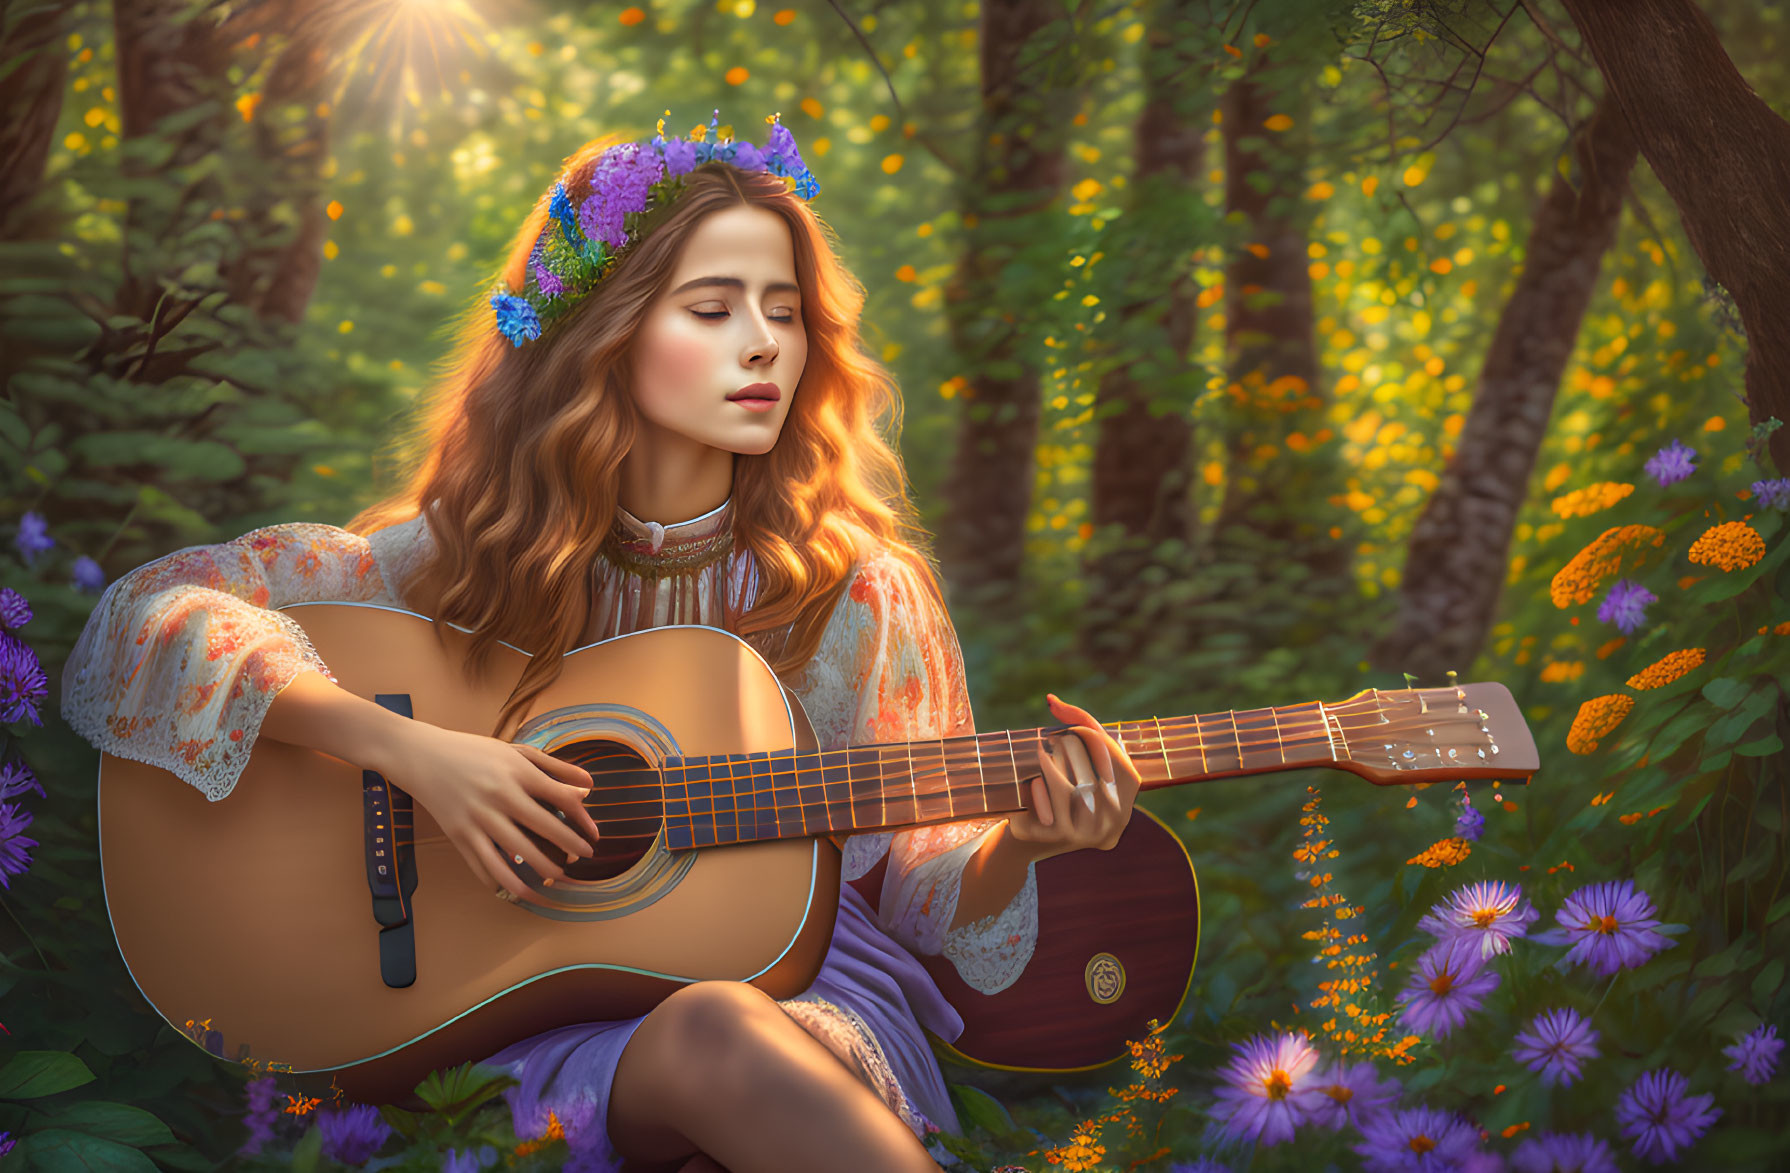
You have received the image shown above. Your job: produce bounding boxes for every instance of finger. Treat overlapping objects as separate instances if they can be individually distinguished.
[516,744,597,790]
[1029,772,1055,828]
[1038,737,1084,836]
[485,814,571,886]
[1048,694,1115,784]
[513,747,603,852]
[472,836,537,905]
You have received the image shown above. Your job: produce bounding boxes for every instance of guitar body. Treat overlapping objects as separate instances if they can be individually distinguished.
[96,604,1200,1103]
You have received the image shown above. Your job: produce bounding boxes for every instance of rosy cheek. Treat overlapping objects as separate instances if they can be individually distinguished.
[640,323,713,393]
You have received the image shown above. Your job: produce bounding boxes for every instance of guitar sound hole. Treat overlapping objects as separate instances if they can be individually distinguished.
[518,738,662,882]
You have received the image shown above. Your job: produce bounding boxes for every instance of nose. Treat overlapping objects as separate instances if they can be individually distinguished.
[743,324,778,367]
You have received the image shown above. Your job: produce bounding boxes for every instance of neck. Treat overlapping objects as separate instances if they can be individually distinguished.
[618,433,735,524]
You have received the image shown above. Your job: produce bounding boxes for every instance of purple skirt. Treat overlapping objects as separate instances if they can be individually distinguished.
[480,883,966,1170]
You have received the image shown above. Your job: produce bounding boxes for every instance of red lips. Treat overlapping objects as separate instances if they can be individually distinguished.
[728,382,780,401]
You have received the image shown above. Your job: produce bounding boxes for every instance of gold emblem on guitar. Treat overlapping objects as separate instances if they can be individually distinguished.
[1084,952,1126,1005]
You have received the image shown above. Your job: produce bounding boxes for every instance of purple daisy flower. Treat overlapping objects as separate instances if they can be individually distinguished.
[238,1075,280,1155]
[1510,1130,1618,1173]
[1511,1008,1600,1087]
[1207,1030,1325,1146]
[1455,796,1484,842]
[1545,879,1674,976]
[314,1103,392,1166]
[1354,1106,1483,1172]
[0,761,41,802]
[1722,1022,1783,1085]
[13,512,53,566]
[1643,439,1697,487]
[1417,880,1539,960]
[0,801,37,889]
[1750,478,1790,510]
[0,633,47,727]
[1614,1068,1719,1165]
[1304,1058,1401,1131]
[0,588,30,632]
[1459,1154,1506,1173]
[1396,936,1500,1039]
[71,555,105,593]
[1596,579,1656,635]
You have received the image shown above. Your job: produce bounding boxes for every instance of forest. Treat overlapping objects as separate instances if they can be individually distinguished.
[1,0,1788,1169]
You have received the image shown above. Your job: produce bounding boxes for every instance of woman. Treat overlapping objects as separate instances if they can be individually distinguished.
[61,111,1141,1173]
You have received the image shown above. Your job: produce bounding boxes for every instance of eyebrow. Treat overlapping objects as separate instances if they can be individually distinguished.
[670,276,801,297]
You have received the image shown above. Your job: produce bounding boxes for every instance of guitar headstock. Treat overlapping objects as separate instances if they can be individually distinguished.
[1326,677,1540,787]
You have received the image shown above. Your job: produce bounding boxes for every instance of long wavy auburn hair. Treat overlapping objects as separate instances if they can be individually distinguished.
[347,132,941,739]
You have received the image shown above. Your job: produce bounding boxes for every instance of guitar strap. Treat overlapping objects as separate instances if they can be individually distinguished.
[362,694,421,989]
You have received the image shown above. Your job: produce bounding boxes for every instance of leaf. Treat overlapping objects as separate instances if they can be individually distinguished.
[68,432,246,482]
[1768,892,1790,924]
[1736,734,1783,758]
[378,1104,423,1141]
[947,1083,1017,1137]
[1754,959,1784,1005]
[413,1061,515,1124]
[1701,677,1752,710]
[38,1101,176,1147]
[0,1050,96,1099]
[15,1129,157,1171]
[289,1122,322,1173]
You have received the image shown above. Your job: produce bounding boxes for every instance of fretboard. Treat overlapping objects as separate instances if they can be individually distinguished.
[660,703,1341,850]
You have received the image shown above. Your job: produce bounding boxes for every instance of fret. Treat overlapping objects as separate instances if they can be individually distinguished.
[932,741,954,820]
[1269,704,1286,766]
[1004,730,1022,812]
[843,747,880,832]
[761,751,799,839]
[819,747,852,833]
[1142,717,1171,783]
[913,739,953,825]
[1236,707,1284,771]
[712,764,738,845]
[970,731,988,818]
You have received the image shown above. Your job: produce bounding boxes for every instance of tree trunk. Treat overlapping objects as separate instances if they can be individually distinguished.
[0,3,72,238]
[1370,95,1638,682]
[1558,0,1790,476]
[1195,51,1351,649]
[938,0,1080,604]
[1081,0,1207,663]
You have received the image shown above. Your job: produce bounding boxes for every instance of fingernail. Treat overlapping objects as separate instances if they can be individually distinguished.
[543,878,555,887]
[567,851,579,864]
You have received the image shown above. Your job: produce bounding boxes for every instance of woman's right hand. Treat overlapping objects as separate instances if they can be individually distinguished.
[380,722,603,905]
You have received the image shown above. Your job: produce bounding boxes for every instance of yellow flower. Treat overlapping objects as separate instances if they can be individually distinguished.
[1626,648,1705,690]
[1687,520,1765,572]
[1567,694,1634,754]
[1406,837,1472,867]
[1550,482,1634,518]
[1549,526,1665,607]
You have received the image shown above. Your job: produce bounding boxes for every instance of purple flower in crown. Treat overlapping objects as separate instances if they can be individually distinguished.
[1643,438,1697,487]
[660,136,698,177]
[0,588,30,633]
[730,140,765,172]
[0,801,37,890]
[530,251,566,299]
[1596,579,1655,635]
[580,141,667,249]
[766,117,804,175]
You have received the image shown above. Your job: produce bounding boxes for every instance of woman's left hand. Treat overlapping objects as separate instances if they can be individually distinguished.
[1003,693,1142,863]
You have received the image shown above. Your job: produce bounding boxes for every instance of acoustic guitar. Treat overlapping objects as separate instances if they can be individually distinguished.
[95,603,1539,1104]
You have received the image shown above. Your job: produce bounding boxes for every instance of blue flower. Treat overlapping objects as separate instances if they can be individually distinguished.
[1614,1068,1719,1165]
[490,293,542,348]
[314,1103,391,1166]
[0,761,43,802]
[0,588,30,632]
[72,555,105,593]
[0,801,37,890]
[0,633,47,727]
[548,181,580,244]
[1751,478,1790,509]
[795,168,820,199]
[1596,579,1655,635]
[1643,439,1697,487]
[13,512,53,566]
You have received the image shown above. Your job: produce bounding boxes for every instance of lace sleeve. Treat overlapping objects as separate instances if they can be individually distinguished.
[825,546,1038,995]
[60,522,394,802]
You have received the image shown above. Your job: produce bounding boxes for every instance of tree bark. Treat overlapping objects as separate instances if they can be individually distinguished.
[938,0,1080,604]
[1558,0,1790,476]
[0,3,72,238]
[1370,95,1638,682]
[1081,0,1207,663]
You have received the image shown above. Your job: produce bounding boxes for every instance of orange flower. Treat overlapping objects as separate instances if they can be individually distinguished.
[1539,660,1584,683]
[1567,694,1634,754]
[1626,648,1705,690]
[1550,482,1634,518]
[1406,837,1472,867]
[1687,520,1765,572]
[1549,526,1665,607]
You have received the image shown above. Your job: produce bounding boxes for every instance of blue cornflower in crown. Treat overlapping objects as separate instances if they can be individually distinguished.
[489,109,821,348]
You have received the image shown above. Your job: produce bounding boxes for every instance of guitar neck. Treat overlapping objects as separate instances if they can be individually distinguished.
[660,683,1537,850]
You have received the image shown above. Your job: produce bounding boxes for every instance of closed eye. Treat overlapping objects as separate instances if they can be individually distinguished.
[693,310,798,323]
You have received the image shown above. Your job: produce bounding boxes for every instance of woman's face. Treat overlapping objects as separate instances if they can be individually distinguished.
[628,203,808,462]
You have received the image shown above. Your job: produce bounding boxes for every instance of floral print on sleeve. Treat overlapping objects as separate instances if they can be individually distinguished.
[799,544,1038,995]
[60,523,392,802]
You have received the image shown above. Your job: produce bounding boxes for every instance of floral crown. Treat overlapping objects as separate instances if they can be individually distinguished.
[489,109,820,348]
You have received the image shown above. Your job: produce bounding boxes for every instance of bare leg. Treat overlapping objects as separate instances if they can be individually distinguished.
[607,981,938,1173]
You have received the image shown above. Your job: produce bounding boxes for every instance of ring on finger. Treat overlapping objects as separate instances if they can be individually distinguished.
[513,853,525,866]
